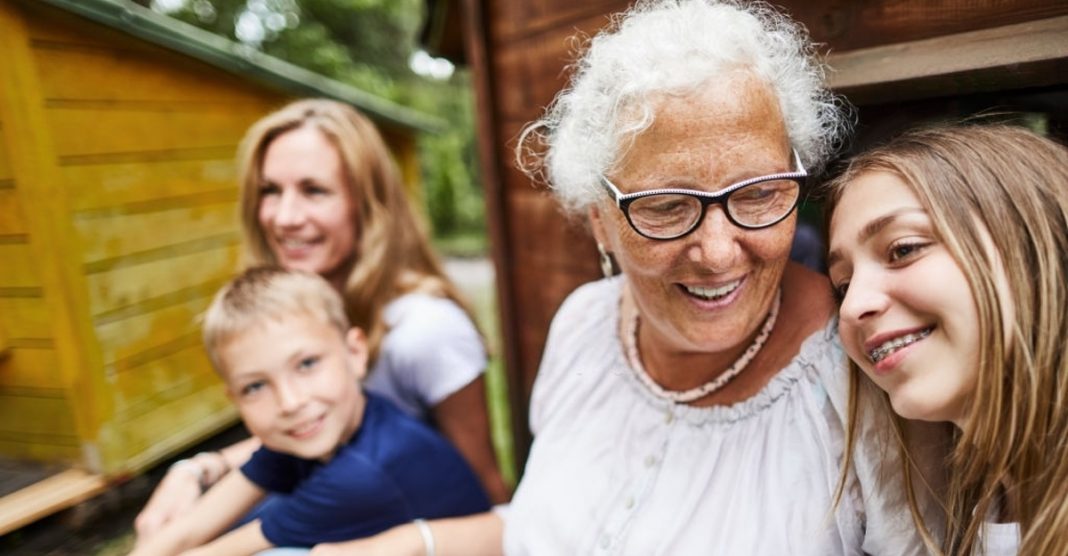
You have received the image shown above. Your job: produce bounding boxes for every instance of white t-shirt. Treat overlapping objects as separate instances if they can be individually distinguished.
[977,521,1021,556]
[362,293,486,420]
[504,277,943,555]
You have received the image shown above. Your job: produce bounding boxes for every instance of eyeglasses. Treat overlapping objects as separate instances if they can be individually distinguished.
[599,150,808,240]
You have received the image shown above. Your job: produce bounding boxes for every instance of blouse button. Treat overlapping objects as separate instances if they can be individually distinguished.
[644,455,656,468]
[600,534,612,549]
[664,411,675,424]
[624,496,635,509]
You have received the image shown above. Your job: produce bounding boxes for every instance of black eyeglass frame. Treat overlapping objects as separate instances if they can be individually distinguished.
[598,149,809,241]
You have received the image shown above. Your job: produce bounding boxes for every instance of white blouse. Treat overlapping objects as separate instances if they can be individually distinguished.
[363,293,486,420]
[504,277,941,555]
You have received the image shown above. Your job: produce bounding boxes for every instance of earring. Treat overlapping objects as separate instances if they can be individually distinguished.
[597,243,614,278]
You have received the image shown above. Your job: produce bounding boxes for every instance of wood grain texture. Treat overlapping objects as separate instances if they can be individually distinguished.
[828,15,1068,104]
[45,106,267,159]
[783,0,1068,52]
[0,468,106,536]
[1,0,258,474]
[0,392,77,441]
[0,244,42,289]
[61,159,237,212]
[73,199,238,263]
[0,189,27,236]
[0,124,11,181]
[0,347,62,391]
[112,342,221,421]
[33,41,275,105]
[94,285,218,365]
[0,0,111,469]
[109,376,236,474]
[84,242,240,317]
[0,296,50,341]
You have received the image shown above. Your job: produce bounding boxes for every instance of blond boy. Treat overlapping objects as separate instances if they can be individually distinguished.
[131,267,489,555]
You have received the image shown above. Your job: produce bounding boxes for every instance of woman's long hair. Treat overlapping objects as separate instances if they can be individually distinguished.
[236,99,483,363]
[827,125,1068,554]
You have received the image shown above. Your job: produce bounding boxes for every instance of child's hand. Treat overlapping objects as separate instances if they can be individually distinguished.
[133,464,204,541]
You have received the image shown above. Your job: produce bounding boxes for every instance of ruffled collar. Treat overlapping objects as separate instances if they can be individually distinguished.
[604,276,836,426]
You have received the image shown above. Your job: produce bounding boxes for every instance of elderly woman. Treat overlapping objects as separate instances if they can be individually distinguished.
[313,2,941,555]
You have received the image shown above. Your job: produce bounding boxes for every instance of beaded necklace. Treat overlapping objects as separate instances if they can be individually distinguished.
[624,289,781,403]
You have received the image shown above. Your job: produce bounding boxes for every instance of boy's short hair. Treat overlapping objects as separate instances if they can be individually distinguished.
[203,266,350,372]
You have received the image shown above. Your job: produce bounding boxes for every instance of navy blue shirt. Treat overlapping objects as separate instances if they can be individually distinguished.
[240,393,490,547]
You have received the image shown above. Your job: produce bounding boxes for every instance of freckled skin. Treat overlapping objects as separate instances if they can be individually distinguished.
[590,73,830,403]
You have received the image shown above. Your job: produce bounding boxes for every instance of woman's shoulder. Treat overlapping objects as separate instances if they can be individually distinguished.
[384,291,470,322]
[381,292,479,340]
[550,277,622,330]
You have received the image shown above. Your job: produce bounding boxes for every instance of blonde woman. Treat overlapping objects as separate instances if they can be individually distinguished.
[827,125,1068,555]
[135,99,509,540]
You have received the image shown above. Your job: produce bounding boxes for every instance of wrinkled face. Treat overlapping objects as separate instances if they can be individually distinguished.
[258,126,358,284]
[828,171,981,426]
[590,74,796,359]
[219,314,367,461]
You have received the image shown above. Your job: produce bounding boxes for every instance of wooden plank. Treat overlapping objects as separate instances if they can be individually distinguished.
[0,188,27,235]
[111,377,235,473]
[95,287,214,366]
[0,0,110,466]
[73,199,238,263]
[0,347,62,391]
[0,468,107,536]
[0,243,41,289]
[61,158,237,212]
[113,342,222,420]
[0,295,49,340]
[45,105,268,159]
[0,392,76,438]
[782,0,1068,53]
[33,41,279,104]
[0,123,12,181]
[490,18,600,122]
[828,15,1068,104]
[0,439,80,465]
[488,0,624,43]
[504,190,598,396]
[84,242,240,316]
[462,0,530,464]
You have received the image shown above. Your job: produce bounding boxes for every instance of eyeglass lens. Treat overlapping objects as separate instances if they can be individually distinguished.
[628,178,800,238]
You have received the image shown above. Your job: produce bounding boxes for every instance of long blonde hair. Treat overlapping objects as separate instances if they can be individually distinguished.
[236,99,481,363]
[827,124,1068,554]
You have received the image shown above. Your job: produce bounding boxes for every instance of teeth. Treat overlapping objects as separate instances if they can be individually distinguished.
[868,328,932,363]
[684,280,740,300]
[280,238,315,248]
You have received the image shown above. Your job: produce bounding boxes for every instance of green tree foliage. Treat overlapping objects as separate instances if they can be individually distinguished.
[149,0,485,248]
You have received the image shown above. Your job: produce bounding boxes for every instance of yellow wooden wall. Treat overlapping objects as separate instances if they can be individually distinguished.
[0,0,424,476]
[0,1,85,465]
[0,1,252,474]
[28,6,281,474]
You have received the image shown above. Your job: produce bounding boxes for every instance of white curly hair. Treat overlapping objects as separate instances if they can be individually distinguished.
[518,0,851,216]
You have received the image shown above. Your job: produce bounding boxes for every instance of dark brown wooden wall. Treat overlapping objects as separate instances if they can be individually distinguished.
[460,0,1068,468]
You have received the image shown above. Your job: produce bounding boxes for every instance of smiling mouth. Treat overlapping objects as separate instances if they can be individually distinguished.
[681,279,741,301]
[868,327,933,363]
[278,238,320,250]
[288,415,325,438]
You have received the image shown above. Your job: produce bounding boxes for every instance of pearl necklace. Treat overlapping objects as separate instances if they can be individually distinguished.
[624,289,781,403]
